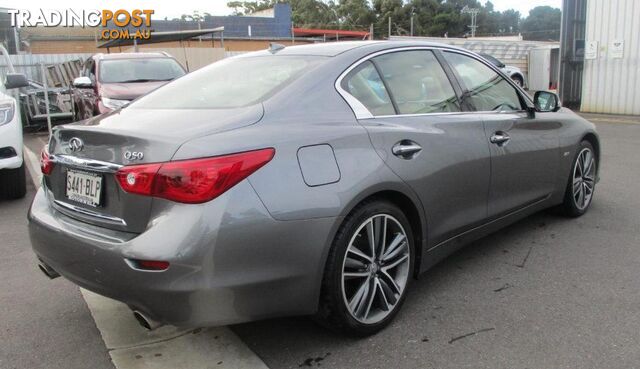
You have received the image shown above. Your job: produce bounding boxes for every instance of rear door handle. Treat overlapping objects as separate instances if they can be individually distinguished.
[490,131,511,146]
[392,140,422,159]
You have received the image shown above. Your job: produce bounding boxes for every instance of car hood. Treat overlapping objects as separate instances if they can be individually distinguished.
[502,65,522,75]
[99,81,170,101]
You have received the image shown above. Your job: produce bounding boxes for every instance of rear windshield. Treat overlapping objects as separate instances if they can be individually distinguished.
[130,55,326,109]
[99,58,186,83]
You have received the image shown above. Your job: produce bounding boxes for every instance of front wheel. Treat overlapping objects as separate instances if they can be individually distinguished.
[0,163,27,199]
[559,141,597,217]
[316,200,414,336]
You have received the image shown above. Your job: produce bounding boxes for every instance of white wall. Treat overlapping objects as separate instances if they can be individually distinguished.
[581,0,640,115]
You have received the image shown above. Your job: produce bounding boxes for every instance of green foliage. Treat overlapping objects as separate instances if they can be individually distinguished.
[521,6,562,41]
[221,0,560,40]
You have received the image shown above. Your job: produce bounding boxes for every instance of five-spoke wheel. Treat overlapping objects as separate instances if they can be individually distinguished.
[317,200,413,336]
[561,140,598,217]
[341,214,410,324]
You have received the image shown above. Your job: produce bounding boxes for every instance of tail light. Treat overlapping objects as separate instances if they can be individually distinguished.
[115,148,275,204]
[40,147,54,175]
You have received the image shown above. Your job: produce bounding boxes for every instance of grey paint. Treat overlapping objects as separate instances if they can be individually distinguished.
[28,41,599,327]
[297,144,341,187]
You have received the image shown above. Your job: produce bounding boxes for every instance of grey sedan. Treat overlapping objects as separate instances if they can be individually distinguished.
[29,41,600,336]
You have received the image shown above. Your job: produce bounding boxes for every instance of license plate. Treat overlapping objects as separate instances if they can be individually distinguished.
[66,169,103,207]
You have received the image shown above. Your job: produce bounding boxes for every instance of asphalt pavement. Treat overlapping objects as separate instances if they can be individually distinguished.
[2,120,640,369]
[0,172,114,369]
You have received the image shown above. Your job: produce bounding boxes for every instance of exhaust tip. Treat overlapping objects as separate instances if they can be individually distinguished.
[38,262,60,280]
[133,310,163,330]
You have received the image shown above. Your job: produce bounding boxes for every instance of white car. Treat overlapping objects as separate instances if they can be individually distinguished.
[0,45,29,199]
[479,52,527,88]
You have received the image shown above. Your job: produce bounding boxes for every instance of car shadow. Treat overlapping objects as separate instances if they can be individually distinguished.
[230,208,579,365]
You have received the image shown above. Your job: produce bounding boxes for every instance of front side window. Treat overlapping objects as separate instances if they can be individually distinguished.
[372,50,460,114]
[131,56,324,109]
[99,58,186,84]
[341,61,395,116]
[443,52,523,112]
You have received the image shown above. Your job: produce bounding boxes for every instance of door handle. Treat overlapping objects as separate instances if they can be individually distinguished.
[392,140,422,159]
[490,131,511,146]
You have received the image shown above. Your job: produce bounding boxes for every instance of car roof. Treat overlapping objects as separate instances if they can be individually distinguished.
[246,40,472,57]
[92,52,173,60]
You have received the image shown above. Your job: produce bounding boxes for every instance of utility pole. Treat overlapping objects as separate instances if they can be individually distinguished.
[410,7,415,37]
[369,23,374,40]
[461,6,480,38]
[388,16,391,38]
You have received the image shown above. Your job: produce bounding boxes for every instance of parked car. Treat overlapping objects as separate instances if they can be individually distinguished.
[479,52,527,88]
[0,45,30,199]
[72,52,186,120]
[30,41,600,336]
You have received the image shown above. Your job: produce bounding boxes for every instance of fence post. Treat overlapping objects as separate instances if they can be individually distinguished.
[39,63,52,137]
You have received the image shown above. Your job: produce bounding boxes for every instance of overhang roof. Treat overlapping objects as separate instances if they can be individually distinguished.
[97,27,224,48]
[293,27,369,40]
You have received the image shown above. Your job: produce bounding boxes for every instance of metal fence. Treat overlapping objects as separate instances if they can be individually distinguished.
[0,53,92,82]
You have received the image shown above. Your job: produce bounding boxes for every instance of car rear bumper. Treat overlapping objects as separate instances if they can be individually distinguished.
[28,182,339,327]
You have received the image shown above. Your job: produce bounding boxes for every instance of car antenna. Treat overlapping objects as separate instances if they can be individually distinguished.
[268,43,286,54]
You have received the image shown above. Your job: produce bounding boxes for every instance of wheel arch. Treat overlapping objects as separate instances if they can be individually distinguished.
[582,132,600,171]
[337,187,428,279]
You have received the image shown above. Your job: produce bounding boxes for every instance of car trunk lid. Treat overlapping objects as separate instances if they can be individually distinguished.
[44,105,264,233]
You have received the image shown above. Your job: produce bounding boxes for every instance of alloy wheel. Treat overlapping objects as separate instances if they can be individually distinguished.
[572,147,596,210]
[341,214,411,325]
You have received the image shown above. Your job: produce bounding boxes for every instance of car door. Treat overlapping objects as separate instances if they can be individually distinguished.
[442,51,561,218]
[339,49,491,245]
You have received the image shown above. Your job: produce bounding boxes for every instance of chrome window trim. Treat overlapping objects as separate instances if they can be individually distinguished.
[335,46,533,120]
[50,154,123,173]
[53,200,128,226]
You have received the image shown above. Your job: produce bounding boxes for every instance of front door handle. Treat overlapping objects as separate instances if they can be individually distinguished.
[490,131,511,147]
[392,140,422,159]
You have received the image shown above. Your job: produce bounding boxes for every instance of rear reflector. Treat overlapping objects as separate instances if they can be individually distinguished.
[40,147,54,175]
[116,148,275,204]
[127,259,170,271]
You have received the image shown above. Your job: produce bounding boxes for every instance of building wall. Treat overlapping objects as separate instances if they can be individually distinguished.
[27,38,312,54]
[581,0,640,115]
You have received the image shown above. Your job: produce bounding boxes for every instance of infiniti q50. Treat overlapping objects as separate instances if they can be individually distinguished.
[29,41,600,336]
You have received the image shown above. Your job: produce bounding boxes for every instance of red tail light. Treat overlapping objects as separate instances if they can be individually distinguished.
[115,148,275,204]
[40,147,54,175]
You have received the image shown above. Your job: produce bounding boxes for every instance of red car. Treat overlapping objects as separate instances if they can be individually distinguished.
[72,52,186,120]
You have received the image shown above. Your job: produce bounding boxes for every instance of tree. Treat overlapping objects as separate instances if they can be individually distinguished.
[521,6,561,41]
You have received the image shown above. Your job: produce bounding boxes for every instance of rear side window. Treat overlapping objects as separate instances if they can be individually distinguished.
[372,50,460,114]
[443,52,523,112]
[131,56,325,109]
[341,61,395,116]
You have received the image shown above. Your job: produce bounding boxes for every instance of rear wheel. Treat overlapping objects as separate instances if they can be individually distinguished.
[559,141,597,217]
[316,200,414,336]
[0,163,27,199]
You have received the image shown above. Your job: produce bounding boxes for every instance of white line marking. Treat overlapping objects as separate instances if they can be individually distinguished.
[24,138,269,369]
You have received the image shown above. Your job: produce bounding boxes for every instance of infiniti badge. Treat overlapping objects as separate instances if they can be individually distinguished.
[68,137,84,152]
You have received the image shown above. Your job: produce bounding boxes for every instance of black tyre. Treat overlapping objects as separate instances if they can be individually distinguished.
[316,199,414,336]
[0,163,27,199]
[559,141,597,217]
[511,75,524,88]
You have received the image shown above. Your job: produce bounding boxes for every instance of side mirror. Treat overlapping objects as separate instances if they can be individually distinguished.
[4,73,29,89]
[534,91,561,112]
[73,76,93,88]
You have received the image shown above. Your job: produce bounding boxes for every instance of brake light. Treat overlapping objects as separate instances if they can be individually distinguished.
[115,148,275,204]
[40,147,54,175]
[128,259,170,271]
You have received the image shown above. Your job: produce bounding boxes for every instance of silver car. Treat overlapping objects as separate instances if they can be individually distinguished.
[29,41,600,336]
